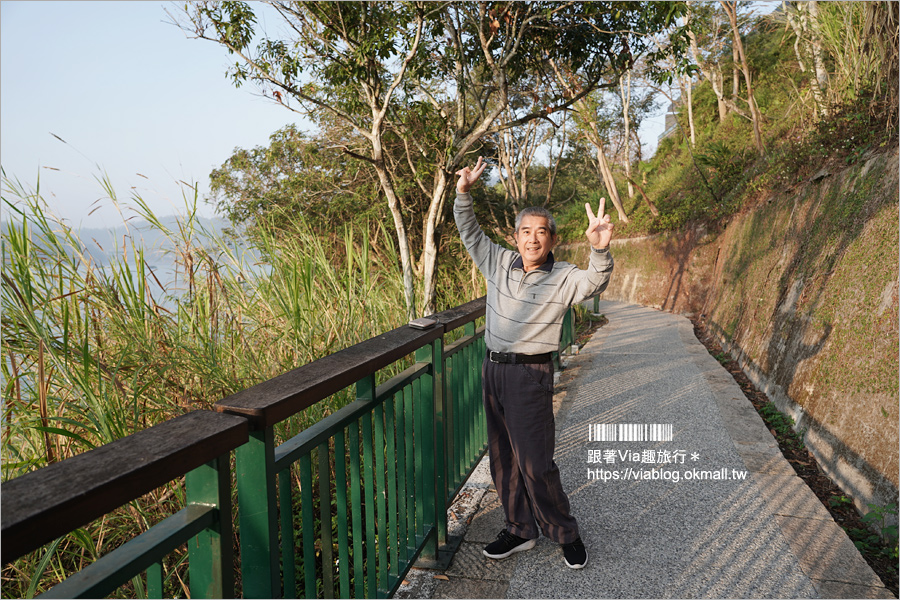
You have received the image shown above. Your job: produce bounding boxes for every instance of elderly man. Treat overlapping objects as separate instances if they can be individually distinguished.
[454,156,614,569]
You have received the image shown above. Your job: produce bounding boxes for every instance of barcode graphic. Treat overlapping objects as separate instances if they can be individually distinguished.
[588,423,673,442]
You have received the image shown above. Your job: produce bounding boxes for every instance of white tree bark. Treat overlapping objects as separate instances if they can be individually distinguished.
[544,116,568,206]
[722,1,765,156]
[619,71,634,198]
[548,58,629,223]
[785,1,828,118]
[496,110,550,212]
[687,19,728,122]
[680,74,697,147]
[807,1,830,117]
[732,39,740,98]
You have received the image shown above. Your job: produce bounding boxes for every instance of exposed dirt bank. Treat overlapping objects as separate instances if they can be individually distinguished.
[560,148,899,528]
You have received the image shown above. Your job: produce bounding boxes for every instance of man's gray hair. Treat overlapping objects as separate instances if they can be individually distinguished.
[515,206,557,236]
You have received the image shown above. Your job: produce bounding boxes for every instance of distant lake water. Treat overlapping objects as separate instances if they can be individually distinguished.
[87,220,267,307]
[3,214,265,308]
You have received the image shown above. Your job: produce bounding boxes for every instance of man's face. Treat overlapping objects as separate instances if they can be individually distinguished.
[514,214,557,272]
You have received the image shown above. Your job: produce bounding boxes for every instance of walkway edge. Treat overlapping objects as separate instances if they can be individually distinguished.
[675,314,893,599]
[395,305,894,599]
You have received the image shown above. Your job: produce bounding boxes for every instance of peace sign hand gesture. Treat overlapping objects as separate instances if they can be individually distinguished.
[456,157,489,194]
[585,197,613,250]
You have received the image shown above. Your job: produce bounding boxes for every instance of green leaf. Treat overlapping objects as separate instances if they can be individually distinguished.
[32,425,96,449]
[26,537,62,598]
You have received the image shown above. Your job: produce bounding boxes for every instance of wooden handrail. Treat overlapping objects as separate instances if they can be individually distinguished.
[214,298,486,429]
[1,297,487,567]
[1,410,248,564]
[433,297,486,332]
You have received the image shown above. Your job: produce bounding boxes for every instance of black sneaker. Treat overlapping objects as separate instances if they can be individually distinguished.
[483,530,536,559]
[562,537,587,569]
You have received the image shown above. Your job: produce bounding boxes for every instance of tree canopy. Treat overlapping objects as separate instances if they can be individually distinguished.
[177,0,688,316]
[209,124,382,232]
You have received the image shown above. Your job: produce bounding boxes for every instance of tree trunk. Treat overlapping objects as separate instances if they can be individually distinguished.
[711,69,728,121]
[785,1,828,119]
[498,110,550,213]
[420,169,449,315]
[360,193,413,319]
[807,0,830,117]
[625,176,660,217]
[547,57,628,223]
[593,139,629,223]
[631,128,643,165]
[363,65,419,319]
[544,117,567,206]
[732,39,740,98]
[687,24,729,122]
[680,75,696,147]
[619,71,634,198]
[499,141,519,210]
[722,1,765,156]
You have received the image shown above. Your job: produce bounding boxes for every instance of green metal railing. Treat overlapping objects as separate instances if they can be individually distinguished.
[558,304,575,369]
[217,298,490,598]
[1,410,247,598]
[2,297,579,599]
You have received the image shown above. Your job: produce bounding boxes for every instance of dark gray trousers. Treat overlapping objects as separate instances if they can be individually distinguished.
[482,356,580,544]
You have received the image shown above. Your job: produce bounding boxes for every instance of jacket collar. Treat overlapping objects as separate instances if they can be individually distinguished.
[512,251,555,273]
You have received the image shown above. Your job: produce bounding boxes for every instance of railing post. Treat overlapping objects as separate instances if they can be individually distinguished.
[235,427,280,598]
[475,330,487,458]
[442,345,456,498]
[357,374,377,598]
[464,322,478,471]
[555,307,575,370]
[279,467,299,598]
[147,562,163,598]
[430,337,447,548]
[414,340,439,562]
[567,305,575,350]
[185,454,234,599]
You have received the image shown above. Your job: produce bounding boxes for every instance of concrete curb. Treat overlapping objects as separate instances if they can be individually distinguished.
[675,315,892,599]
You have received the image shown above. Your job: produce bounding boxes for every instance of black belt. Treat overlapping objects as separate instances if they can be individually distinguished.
[487,350,552,364]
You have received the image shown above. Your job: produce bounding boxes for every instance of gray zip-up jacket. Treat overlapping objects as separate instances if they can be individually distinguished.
[454,192,614,355]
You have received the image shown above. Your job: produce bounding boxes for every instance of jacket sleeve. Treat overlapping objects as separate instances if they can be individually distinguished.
[560,247,614,306]
[454,192,505,276]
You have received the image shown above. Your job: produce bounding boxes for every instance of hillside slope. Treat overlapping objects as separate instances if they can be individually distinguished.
[563,147,898,520]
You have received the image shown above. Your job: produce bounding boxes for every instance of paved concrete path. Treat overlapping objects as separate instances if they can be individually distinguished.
[397,300,893,599]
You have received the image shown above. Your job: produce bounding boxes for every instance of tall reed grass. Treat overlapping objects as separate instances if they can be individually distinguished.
[1,172,481,597]
[814,2,899,115]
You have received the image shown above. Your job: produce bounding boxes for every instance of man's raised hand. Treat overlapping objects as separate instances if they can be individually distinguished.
[456,157,489,194]
[585,197,613,250]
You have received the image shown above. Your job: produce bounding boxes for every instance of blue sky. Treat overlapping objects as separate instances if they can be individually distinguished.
[1,1,300,228]
[1,1,670,229]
